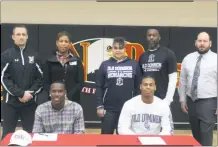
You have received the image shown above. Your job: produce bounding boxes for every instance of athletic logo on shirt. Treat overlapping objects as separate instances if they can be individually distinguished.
[144,119,151,131]
[132,113,162,123]
[148,54,155,62]
[107,66,133,86]
[28,56,34,64]
[142,63,162,72]
[141,54,164,72]
[116,77,123,86]
[132,113,162,132]
[144,123,151,131]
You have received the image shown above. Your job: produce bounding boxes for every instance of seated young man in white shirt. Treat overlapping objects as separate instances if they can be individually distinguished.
[118,76,174,135]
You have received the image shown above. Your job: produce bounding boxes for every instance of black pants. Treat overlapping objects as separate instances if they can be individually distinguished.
[187,96,217,146]
[1,102,37,140]
[101,110,120,134]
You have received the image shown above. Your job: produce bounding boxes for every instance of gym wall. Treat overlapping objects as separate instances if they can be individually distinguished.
[1,1,217,27]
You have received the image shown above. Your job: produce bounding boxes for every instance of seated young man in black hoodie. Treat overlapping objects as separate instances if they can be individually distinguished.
[96,37,142,134]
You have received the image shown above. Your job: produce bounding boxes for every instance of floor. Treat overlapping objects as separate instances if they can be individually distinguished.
[1,128,217,146]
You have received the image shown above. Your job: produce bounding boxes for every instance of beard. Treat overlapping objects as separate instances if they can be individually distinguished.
[197,46,210,54]
[148,40,159,50]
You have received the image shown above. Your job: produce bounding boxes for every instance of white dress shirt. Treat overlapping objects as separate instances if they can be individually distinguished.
[178,50,217,103]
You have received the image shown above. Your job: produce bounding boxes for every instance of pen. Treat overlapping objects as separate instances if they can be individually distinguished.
[39,133,48,137]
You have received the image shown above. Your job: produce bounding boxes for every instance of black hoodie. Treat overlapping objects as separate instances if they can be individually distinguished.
[96,57,142,112]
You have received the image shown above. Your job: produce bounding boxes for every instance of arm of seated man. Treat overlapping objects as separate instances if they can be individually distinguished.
[73,104,85,134]
[159,104,174,135]
[118,101,135,135]
[32,105,44,133]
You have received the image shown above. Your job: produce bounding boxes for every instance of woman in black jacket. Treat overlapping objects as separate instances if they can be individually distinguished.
[43,31,84,104]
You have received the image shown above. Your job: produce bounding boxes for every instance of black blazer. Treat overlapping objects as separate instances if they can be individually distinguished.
[43,55,84,104]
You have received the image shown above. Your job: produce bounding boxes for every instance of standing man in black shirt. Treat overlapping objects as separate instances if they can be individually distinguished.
[1,25,43,139]
[139,29,177,106]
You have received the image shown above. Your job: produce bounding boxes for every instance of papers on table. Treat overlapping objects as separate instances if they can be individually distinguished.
[138,136,166,145]
[32,133,58,141]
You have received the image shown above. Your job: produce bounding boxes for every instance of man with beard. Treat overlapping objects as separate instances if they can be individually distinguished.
[178,32,217,146]
[139,29,177,106]
[32,81,85,134]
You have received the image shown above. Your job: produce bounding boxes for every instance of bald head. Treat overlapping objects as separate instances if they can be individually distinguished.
[197,32,210,41]
[146,29,161,50]
[195,32,211,54]
[147,29,160,36]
